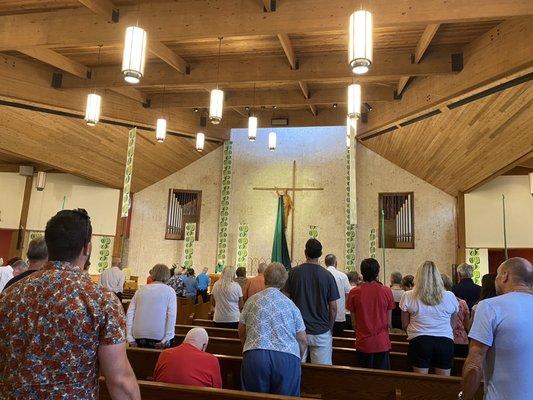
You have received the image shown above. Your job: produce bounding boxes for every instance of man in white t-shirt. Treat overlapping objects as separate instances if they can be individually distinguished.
[460,257,533,400]
[325,254,351,337]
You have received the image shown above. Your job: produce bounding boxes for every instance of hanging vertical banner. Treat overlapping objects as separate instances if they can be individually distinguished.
[466,248,489,285]
[345,147,357,270]
[369,228,376,259]
[236,223,249,268]
[216,141,233,265]
[121,127,137,217]
[183,223,197,268]
[308,225,319,239]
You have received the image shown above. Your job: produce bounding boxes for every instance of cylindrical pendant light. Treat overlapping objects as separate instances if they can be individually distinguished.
[346,117,352,148]
[347,83,361,121]
[268,131,276,151]
[156,118,167,142]
[196,132,205,152]
[36,171,46,191]
[209,89,224,124]
[85,93,102,126]
[349,10,373,75]
[122,26,147,84]
[248,116,258,141]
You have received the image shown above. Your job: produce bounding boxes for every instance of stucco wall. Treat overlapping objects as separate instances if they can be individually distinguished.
[127,146,223,281]
[356,143,456,279]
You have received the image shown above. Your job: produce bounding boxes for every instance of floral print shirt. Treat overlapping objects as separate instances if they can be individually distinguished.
[0,261,126,399]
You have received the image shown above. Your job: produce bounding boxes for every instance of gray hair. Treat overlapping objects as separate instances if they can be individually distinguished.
[264,262,288,289]
[184,327,209,351]
[501,257,533,287]
[257,262,268,274]
[151,263,171,282]
[441,273,453,291]
[457,263,473,279]
[27,237,48,261]
[12,260,28,273]
[390,271,402,285]
[325,254,337,267]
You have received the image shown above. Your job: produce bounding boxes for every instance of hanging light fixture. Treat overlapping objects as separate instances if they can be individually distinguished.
[122,26,147,84]
[36,171,46,191]
[156,86,167,142]
[347,83,362,122]
[196,132,205,152]
[348,9,373,75]
[248,83,257,141]
[85,93,102,126]
[268,131,276,151]
[209,37,224,124]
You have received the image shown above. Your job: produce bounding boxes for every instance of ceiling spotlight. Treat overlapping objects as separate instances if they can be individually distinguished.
[333,103,338,108]
[194,108,199,113]
[272,105,277,109]
[364,102,373,111]
[245,106,250,111]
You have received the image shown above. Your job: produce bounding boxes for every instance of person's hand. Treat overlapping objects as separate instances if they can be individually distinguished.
[154,341,166,349]
[128,341,137,348]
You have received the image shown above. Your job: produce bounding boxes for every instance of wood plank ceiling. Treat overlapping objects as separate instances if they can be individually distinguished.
[0,1,531,192]
[362,81,533,195]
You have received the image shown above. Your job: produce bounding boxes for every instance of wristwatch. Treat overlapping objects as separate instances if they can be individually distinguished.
[457,391,464,400]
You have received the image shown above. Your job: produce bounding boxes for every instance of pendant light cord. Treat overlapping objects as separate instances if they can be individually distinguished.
[136,0,141,26]
[216,37,223,89]
[162,85,166,117]
[94,44,102,95]
[252,83,256,117]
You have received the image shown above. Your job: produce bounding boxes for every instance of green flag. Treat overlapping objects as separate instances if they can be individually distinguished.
[271,196,291,270]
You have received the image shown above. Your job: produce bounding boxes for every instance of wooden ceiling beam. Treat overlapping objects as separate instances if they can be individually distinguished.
[77,0,118,22]
[150,85,394,108]
[308,104,318,116]
[108,87,150,106]
[1,0,531,50]
[17,47,90,79]
[62,48,456,89]
[148,40,189,75]
[298,81,310,99]
[397,23,440,97]
[262,0,276,12]
[277,33,297,70]
[360,17,533,138]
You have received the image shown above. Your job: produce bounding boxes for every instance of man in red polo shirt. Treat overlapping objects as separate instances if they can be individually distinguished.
[346,258,395,369]
[154,328,222,388]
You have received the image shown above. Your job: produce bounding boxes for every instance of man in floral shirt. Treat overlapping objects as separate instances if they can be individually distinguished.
[0,209,140,400]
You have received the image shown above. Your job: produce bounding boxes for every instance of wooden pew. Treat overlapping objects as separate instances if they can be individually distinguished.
[178,324,410,352]
[99,377,311,400]
[125,348,481,400]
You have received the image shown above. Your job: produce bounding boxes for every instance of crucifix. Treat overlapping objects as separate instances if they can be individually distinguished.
[253,160,323,260]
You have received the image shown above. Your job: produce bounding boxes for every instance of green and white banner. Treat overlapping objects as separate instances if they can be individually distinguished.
[466,248,489,285]
[369,228,376,259]
[345,147,357,270]
[121,127,137,217]
[97,236,112,273]
[236,223,249,268]
[183,223,197,268]
[216,141,233,264]
[309,225,319,239]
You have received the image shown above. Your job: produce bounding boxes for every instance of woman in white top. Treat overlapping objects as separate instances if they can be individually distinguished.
[211,266,243,329]
[126,264,177,349]
[400,261,459,376]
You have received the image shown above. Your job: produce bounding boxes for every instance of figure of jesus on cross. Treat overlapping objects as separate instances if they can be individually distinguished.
[253,160,323,260]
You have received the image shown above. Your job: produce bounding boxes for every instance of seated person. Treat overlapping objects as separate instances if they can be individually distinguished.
[153,328,222,388]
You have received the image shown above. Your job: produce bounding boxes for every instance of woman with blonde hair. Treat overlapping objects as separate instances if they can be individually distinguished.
[399,261,459,375]
[211,266,243,328]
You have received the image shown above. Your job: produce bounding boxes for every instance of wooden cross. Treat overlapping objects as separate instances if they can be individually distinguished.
[253,160,323,260]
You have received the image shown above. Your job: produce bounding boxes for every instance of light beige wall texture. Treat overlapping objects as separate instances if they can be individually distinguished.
[465,175,533,248]
[356,143,456,279]
[0,172,26,229]
[127,146,223,282]
[227,127,347,272]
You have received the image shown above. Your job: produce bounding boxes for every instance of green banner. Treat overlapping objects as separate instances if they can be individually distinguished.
[345,148,356,270]
[183,223,197,268]
[272,196,291,270]
[308,225,319,239]
[216,141,233,264]
[236,223,249,268]
[369,228,376,259]
[121,127,137,217]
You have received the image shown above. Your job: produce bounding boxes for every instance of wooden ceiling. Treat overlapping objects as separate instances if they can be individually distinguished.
[0,1,531,192]
[362,81,533,195]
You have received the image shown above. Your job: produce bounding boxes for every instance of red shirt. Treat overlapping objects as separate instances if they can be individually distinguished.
[346,281,395,353]
[154,343,222,388]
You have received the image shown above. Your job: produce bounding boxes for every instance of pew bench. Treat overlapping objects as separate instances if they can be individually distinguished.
[125,348,481,400]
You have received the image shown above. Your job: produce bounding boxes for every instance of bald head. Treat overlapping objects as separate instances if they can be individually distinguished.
[496,257,533,294]
[184,328,209,351]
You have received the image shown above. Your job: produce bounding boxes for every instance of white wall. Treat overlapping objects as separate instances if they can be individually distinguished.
[465,175,533,248]
[356,143,457,278]
[27,173,119,235]
[228,126,346,269]
[0,172,26,229]
[127,147,223,282]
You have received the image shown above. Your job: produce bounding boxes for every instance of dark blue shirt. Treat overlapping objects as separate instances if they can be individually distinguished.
[452,278,481,310]
[197,273,210,290]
